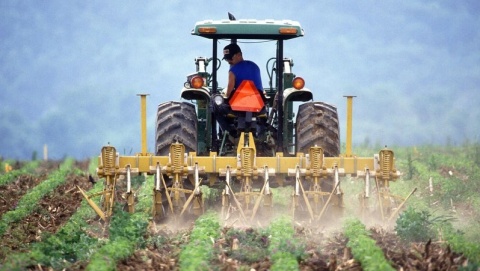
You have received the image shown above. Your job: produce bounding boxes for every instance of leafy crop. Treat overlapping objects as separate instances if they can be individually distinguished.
[224,227,270,263]
[86,175,153,271]
[86,212,148,271]
[395,206,436,242]
[396,207,480,267]
[439,222,480,265]
[268,216,303,271]
[344,219,395,271]
[179,212,221,271]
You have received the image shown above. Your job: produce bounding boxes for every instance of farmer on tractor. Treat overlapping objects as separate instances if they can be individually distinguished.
[215,43,267,138]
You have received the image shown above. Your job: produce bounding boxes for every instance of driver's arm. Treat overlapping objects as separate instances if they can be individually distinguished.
[225,71,235,98]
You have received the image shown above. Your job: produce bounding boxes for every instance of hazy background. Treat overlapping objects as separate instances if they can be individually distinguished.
[1,1,479,160]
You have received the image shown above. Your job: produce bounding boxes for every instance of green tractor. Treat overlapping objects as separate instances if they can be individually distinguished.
[156,16,340,159]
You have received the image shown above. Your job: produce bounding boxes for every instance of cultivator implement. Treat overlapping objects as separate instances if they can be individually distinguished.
[78,95,406,224]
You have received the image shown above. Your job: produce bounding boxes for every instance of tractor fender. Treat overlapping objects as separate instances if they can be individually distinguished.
[181,87,211,101]
[283,87,313,105]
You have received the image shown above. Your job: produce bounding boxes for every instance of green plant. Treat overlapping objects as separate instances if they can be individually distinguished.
[86,175,153,271]
[271,186,293,207]
[200,184,221,207]
[395,206,456,243]
[344,219,395,271]
[224,227,269,263]
[395,207,437,243]
[179,212,221,271]
[405,151,416,180]
[440,223,480,265]
[268,216,303,271]
[179,212,220,271]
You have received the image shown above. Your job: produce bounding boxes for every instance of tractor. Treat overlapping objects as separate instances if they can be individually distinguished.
[78,15,407,225]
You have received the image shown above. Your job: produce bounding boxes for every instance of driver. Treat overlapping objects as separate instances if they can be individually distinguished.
[222,43,263,97]
[216,43,266,136]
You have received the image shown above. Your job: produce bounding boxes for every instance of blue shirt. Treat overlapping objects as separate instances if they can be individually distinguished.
[229,60,263,91]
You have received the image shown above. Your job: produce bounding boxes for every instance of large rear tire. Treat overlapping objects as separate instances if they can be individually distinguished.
[295,102,342,221]
[295,101,340,157]
[156,101,197,155]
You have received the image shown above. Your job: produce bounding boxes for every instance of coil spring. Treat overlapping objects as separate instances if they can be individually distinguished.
[381,150,392,180]
[102,146,115,175]
[171,144,184,173]
[241,148,253,176]
[309,147,324,176]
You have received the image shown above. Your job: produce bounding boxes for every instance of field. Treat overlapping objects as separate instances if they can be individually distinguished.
[1,143,479,270]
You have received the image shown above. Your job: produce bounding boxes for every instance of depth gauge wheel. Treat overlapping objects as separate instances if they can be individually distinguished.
[156,101,197,155]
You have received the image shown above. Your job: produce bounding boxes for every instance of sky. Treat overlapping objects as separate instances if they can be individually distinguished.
[1,1,479,160]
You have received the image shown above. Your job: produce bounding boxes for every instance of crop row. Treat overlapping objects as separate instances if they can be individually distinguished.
[179,212,221,270]
[0,158,75,237]
[344,218,395,271]
[1,159,102,270]
[130,210,479,270]
[443,226,480,264]
[0,160,40,186]
[267,216,303,270]
[396,206,480,266]
[1,181,104,270]
[178,212,306,270]
[2,154,478,270]
[85,175,153,271]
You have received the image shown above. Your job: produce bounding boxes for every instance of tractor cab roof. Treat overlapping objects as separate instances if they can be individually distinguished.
[192,19,304,40]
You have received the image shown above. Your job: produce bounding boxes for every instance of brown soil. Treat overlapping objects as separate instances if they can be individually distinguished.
[0,175,45,216]
[114,223,470,271]
[0,160,93,260]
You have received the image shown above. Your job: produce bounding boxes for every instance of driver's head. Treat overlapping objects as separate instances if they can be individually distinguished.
[223,43,242,62]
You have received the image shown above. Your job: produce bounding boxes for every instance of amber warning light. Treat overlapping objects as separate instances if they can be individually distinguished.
[279,27,298,35]
[190,76,204,88]
[198,27,217,34]
[292,77,305,89]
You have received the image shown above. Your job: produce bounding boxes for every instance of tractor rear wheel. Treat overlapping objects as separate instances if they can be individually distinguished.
[295,101,342,221]
[156,101,197,155]
[295,101,340,157]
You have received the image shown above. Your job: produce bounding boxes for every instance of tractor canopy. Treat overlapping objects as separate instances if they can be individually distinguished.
[192,19,304,40]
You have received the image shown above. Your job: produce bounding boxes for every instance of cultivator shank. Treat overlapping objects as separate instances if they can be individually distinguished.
[289,146,345,221]
[357,149,408,222]
[219,133,275,223]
